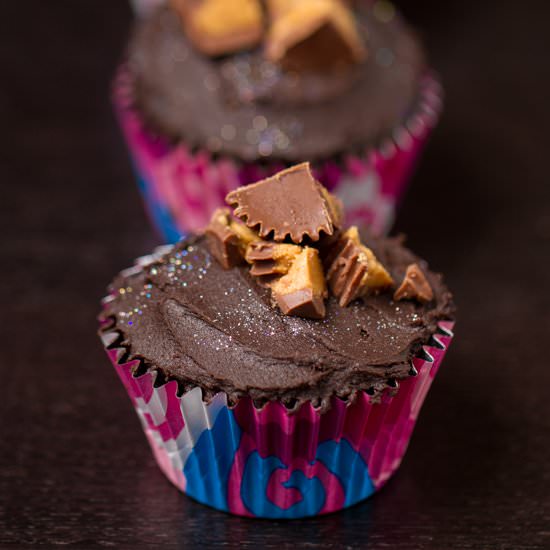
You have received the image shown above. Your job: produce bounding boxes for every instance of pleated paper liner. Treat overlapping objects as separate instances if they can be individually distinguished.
[99,248,454,519]
[112,63,442,242]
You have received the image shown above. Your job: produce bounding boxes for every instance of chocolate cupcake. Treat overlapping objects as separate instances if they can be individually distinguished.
[114,0,442,241]
[99,163,455,518]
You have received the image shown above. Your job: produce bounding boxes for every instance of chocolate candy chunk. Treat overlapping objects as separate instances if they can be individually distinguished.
[245,241,302,276]
[345,227,394,293]
[394,263,434,303]
[265,0,366,72]
[321,186,344,230]
[170,0,263,56]
[276,288,326,319]
[205,208,257,269]
[226,162,342,244]
[326,239,368,307]
[326,226,393,305]
[270,247,328,319]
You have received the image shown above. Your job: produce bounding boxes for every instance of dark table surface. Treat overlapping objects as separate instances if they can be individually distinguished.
[2,1,550,548]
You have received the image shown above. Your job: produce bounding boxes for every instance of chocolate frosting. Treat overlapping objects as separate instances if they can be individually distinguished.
[127,4,426,162]
[100,235,454,410]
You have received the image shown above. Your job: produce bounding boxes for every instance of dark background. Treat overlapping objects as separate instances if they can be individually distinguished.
[2,1,549,548]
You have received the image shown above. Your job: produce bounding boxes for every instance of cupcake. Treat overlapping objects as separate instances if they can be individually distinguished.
[114,0,442,242]
[99,163,455,518]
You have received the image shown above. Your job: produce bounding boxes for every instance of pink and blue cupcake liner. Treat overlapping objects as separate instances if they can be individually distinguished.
[113,65,442,243]
[100,247,454,519]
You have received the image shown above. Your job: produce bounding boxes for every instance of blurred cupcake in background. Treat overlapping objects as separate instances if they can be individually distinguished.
[115,0,442,242]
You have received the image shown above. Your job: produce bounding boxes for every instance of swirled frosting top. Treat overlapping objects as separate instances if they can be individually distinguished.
[100,233,454,410]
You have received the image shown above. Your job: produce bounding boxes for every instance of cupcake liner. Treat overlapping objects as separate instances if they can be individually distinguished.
[112,65,442,243]
[99,249,454,519]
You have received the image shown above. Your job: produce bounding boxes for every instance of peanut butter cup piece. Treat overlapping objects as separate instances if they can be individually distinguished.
[346,227,394,292]
[170,0,264,56]
[394,263,434,303]
[270,247,328,319]
[326,226,393,304]
[265,0,366,72]
[205,208,257,268]
[326,239,368,307]
[265,0,294,19]
[226,162,341,244]
[245,241,302,276]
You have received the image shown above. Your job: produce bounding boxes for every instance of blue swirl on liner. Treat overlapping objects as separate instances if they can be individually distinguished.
[183,407,241,512]
[182,408,376,518]
[241,439,375,518]
[241,452,325,518]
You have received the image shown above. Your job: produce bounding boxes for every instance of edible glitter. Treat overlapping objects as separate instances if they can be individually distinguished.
[258,142,273,157]
[204,74,220,92]
[221,124,236,141]
[171,46,189,63]
[275,133,290,150]
[259,61,278,81]
[376,48,395,67]
[246,129,259,145]
[373,0,396,23]
[253,115,268,132]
